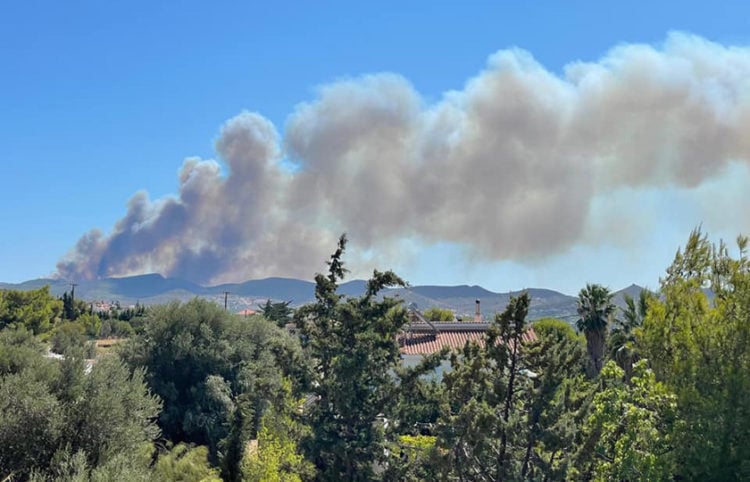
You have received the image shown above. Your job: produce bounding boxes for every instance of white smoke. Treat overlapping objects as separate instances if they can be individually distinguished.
[57,33,750,284]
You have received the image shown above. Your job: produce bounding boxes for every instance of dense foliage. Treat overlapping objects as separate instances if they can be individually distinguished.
[118,298,307,480]
[3,228,750,480]
[0,328,161,480]
[258,300,294,327]
[294,234,434,481]
[0,286,62,334]
[422,306,455,321]
[436,295,590,480]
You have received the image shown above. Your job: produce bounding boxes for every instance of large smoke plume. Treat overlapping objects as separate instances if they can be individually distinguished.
[57,33,750,284]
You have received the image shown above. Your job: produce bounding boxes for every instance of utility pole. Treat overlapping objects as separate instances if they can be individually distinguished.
[222,291,230,311]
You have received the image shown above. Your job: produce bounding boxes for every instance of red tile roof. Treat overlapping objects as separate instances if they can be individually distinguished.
[398,323,536,355]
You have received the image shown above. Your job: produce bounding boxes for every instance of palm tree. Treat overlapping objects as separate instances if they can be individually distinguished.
[609,289,656,376]
[576,283,615,376]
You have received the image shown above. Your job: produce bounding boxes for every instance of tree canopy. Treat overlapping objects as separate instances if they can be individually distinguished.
[4,228,750,480]
[0,286,62,334]
[422,306,454,321]
[119,298,306,479]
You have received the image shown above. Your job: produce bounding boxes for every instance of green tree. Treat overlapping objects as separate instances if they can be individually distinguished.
[0,332,160,481]
[0,370,64,478]
[574,360,676,481]
[77,312,102,338]
[524,318,590,479]
[294,234,412,480]
[120,298,306,475]
[40,445,154,482]
[0,326,56,378]
[61,290,89,321]
[258,299,294,327]
[422,307,454,321]
[437,293,532,480]
[0,286,62,334]
[153,443,221,482]
[63,356,162,467]
[240,380,314,482]
[608,289,656,376]
[576,284,615,376]
[436,302,590,481]
[638,229,750,480]
[50,320,89,356]
[383,351,448,481]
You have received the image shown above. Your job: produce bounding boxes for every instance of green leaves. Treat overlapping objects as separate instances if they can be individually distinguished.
[64,357,162,467]
[296,235,414,480]
[577,360,676,481]
[576,284,616,376]
[258,299,294,327]
[240,380,313,482]
[0,286,62,334]
[119,297,305,476]
[0,332,161,481]
[422,307,454,321]
[153,444,221,482]
[0,371,64,477]
[6,227,750,480]
[638,228,750,480]
[437,300,592,481]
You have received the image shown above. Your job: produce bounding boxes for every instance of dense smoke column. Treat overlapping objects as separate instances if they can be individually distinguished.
[57,33,750,283]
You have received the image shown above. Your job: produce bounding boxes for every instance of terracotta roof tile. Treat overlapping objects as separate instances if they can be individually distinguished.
[398,325,536,355]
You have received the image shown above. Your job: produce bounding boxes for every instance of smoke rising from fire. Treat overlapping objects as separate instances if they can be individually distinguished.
[57,33,750,284]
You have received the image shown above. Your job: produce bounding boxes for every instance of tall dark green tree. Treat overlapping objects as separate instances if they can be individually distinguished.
[576,284,615,376]
[294,234,411,481]
[524,319,590,479]
[258,299,293,327]
[61,290,87,321]
[436,312,590,481]
[436,293,565,480]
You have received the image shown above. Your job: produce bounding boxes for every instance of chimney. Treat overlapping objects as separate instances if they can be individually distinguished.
[474,299,482,323]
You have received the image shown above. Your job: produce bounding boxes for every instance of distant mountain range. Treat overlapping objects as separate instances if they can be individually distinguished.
[0,274,647,323]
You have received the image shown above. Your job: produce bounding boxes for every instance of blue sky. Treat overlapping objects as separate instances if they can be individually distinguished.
[2,1,750,294]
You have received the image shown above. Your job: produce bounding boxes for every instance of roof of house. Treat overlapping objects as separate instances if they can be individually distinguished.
[397,320,537,355]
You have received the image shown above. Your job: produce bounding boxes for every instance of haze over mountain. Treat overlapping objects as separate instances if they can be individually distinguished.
[0,274,647,323]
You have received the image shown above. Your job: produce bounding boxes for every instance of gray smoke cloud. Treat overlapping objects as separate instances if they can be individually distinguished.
[57,33,750,284]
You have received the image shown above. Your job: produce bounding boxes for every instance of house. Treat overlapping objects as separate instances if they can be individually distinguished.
[398,307,536,356]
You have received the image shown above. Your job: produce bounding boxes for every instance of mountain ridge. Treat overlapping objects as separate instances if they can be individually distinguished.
[0,273,646,323]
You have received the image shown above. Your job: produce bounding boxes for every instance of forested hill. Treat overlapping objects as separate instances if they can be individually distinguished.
[0,274,646,321]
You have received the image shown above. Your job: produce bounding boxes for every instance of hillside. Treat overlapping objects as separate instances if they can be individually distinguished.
[0,274,646,322]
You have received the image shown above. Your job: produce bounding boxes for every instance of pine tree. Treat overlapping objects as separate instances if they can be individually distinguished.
[294,234,410,481]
